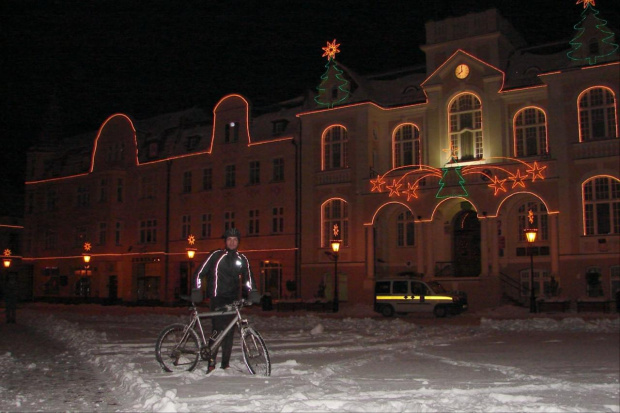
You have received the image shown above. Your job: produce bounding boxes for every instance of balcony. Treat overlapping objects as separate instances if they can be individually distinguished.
[571,138,619,160]
[316,168,351,185]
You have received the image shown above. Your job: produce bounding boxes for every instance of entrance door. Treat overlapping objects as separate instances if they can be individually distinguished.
[453,210,481,276]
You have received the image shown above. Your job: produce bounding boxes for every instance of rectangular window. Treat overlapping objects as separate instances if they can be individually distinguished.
[77,186,90,207]
[99,178,108,202]
[202,168,213,191]
[272,207,284,233]
[140,176,155,199]
[98,222,107,245]
[140,220,157,244]
[224,212,235,231]
[248,209,260,235]
[249,161,260,185]
[201,213,212,238]
[183,171,192,193]
[115,222,122,245]
[181,215,191,239]
[117,178,124,203]
[225,165,236,188]
[273,158,285,182]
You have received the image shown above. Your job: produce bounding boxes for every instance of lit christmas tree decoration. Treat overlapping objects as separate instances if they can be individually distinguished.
[568,0,619,65]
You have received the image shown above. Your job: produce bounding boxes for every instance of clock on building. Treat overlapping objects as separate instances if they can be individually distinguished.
[455,64,470,79]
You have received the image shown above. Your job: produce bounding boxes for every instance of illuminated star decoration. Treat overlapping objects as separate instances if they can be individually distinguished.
[322,39,341,60]
[508,169,527,189]
[83,242,92,252]
[3,249,11,257]
[526,161,547,182]
[370,175,386,192]
[387,179,403,197]
[187,234,196,245]
[405,182,420,201]
[528,209,535,225]
[576,0,595,8]
[442,143,459,163]
[332,224,340,238]
[488,176,507,196]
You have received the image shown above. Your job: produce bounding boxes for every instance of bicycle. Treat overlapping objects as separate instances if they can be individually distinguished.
[155,292,271,376]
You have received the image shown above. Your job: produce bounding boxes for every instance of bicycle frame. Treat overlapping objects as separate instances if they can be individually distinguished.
[183,301,248,358]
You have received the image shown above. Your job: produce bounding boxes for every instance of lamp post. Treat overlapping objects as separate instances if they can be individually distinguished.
[186,235,197,295]
[330,224,341,313]
[524,226,538,313]
[3,249,12,269]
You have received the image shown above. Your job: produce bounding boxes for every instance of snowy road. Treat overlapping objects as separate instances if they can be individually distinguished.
[0,303,618,412]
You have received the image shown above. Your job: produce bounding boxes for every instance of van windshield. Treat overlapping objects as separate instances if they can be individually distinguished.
[428,281,447,293]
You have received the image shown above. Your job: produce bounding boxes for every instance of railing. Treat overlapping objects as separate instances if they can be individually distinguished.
[316,168,351,185]
[571,138,619,160]
[499,272,526,306]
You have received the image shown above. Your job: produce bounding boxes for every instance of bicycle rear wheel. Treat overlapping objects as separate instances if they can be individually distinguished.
[241,327,271,376]
[155,324,201,372]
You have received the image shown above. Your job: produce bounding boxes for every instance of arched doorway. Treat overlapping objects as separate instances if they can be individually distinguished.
[452,210,481,276]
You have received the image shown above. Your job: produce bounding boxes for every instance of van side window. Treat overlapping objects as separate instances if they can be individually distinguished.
[412,282,426,295]
[393,281,408,294]
[375,281,390,294]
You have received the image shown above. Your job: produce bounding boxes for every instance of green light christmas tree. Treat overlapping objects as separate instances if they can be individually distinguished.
[567,0,619,65]
[315,39,351,108]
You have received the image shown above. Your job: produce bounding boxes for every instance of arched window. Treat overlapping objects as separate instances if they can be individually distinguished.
[322,198,348,247]
[393,124,421,168]
[514,107,547,157]
[582,176,620,235]
[449,93,483,161]
[517,201,548,242]
[578,87,618,141]
[322,125,348,170]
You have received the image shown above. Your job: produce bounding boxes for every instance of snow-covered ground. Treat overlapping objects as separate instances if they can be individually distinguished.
[1,303,618,412]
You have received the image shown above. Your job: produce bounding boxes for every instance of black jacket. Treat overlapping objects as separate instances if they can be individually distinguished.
[194,248,255,299]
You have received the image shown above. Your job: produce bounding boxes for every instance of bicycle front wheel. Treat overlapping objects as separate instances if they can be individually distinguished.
[155,324,201,372]
[241,327,271,376]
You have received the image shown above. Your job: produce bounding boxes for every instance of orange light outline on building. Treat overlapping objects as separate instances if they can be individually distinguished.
[512,106,549,157]
[581,174,620,236]
[392,123,422,169]
[321,124,348,171]
[447,92,484,161]
[366,201,415,225]
[26,94,294,186]
[576,86,618,142]
[493,191,559,219]
[320,197,348,246]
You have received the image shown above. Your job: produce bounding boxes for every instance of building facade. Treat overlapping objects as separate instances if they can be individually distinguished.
[24,9,619,310]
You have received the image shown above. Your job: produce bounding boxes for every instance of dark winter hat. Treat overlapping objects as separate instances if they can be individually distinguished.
[222,227,241,240]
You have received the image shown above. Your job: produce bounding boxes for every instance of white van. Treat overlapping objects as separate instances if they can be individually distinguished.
[374,278,468,317]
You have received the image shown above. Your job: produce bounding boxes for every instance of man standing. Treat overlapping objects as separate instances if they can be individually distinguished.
[195,227,258,372]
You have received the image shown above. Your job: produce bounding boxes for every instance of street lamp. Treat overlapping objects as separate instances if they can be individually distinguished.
[3,249,12,269]
[524,227,538,313]
[186,235,197,295]
[330,224,342,313]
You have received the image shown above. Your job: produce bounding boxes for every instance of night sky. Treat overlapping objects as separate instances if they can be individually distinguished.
[1,0,616,214]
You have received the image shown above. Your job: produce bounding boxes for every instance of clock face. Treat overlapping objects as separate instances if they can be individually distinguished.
[455,64,470,79]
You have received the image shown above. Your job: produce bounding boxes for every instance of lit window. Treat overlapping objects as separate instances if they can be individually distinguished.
[582,176,620,235]
[449,93,482,161]
[514,107,547,157]
[322,126,348,170]
[322,199,348,247]
[578,87,618,141]
[393,124,421,168]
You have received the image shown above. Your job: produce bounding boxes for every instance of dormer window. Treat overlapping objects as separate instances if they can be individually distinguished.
[186,135,200,152]
[272,120,288,135]
[148,142,159,158]
[225,122,239,143]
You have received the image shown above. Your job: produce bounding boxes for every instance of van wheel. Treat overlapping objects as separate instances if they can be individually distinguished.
[381,305,394,317]
[433,305,448,318]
